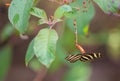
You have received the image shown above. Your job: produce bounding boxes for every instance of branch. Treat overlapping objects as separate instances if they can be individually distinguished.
[33,66,47,81]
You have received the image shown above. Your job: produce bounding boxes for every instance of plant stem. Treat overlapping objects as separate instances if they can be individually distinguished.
[73,19,86,54]
[33,66,47,81]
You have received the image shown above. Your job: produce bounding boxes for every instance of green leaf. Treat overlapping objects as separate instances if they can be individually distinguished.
[29,57,42,71]
[0,45,12,81]
[54,5,72,19]
[65,0,95,35]
[107,30,120,61]
[38,19,47,25]
[8,0,34,34]
[0,24,14,41]
[64,64,91,81]
[93,0,120,15]
[49,55,62,72]
[34,28,58,68]
[30,7,47,19]
[83,25,89,35]
[25,39,35,66]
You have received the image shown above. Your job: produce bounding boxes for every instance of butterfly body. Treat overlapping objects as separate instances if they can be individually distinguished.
[65,53,101,63]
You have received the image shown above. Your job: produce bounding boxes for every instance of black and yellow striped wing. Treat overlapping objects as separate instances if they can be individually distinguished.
[80,53,101,62]
[65,54,82,63]
[65,53,101,63]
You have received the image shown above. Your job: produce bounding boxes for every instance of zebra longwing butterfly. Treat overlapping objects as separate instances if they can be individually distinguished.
[65,53,101,63]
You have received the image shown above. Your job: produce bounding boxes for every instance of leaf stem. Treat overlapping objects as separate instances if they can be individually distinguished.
[49,19,62,29]
[49,21,56,29]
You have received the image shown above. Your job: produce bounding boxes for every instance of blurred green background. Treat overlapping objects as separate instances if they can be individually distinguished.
[0,0,120,81]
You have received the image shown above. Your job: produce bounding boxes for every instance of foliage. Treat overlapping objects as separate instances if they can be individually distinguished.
[93,0,120,15]
[64,63,91,81]
[54,4,72,19]
[0,24,14,41]
[107,29,120,61]
[30,7,47,19]
[8,0,34,33]
[0,45,12,81]
[34,29,58,68]
[9,0,120,71]
[65,0,95,35]
[25,39,34,66]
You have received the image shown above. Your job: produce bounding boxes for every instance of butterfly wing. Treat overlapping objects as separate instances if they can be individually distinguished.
[65,54,81,63]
